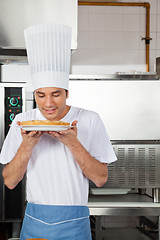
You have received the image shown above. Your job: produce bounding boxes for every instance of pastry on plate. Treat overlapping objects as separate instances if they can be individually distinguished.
[19,120,70,126]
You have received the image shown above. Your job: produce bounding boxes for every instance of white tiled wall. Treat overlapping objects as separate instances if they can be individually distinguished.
[1,1,160,79]
[71,0,160,74]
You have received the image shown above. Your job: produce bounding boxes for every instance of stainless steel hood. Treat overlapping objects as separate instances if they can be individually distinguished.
[0,48,27,64]
[0,0,78,64]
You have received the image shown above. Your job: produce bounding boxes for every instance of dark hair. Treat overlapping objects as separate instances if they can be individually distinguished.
[65,89,68,96]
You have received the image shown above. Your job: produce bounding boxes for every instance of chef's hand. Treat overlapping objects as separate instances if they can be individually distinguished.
[47,121,78,147]
[17,121,43,148]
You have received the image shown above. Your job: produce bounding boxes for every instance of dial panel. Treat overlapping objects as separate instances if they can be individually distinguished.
[4,87,23,220]
[5,87,22,136]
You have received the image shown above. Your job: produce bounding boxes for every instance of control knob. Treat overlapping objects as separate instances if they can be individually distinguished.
[10,113,15,122]
[10,97,18,107]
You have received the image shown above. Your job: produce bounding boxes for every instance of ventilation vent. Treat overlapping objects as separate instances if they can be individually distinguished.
[106,144,160,188]
[148,148,156,186]
[138,148,146,186]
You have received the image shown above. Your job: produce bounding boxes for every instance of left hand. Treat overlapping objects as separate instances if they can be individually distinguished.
[46,121,78,147]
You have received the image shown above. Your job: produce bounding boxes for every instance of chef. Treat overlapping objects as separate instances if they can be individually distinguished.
[0,24,117,239]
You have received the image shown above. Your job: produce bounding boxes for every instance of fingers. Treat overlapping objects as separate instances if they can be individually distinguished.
[21,129,27,134]
[48,131,59,137]
[28,131,38,137]
[17,121,20,126]
[71,120,78,127]
[57,121,78,135]
[29,131,43,137]
[21,129,43,137]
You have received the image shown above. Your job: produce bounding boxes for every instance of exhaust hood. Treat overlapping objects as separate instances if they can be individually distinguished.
[0,0,77,64]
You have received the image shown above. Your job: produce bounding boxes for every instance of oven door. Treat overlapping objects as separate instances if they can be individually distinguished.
[0,83,26,221]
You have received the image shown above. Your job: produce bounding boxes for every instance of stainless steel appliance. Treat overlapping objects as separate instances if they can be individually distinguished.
[67,77,160,240]
[0,82,26,221]
[89,140,160,201]
[0,0,78,64]
[67,77,160,202]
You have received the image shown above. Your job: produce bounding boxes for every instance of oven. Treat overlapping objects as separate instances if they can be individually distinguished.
[0,82,26,221]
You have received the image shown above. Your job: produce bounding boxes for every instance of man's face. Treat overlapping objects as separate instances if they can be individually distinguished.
[34,87,69,121]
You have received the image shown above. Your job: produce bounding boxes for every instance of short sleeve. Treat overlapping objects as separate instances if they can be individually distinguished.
[88,113,117,164]
[0,115,22,164]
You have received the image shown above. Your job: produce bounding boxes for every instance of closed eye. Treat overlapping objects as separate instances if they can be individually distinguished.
[52,91,61,97]
[53,94,60,97]
[37,94,45,98]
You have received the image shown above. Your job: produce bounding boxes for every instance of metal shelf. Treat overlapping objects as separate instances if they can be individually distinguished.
[69,73,160,81]
[88,193,160,216]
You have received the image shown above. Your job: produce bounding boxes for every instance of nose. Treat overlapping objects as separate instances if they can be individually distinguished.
[45,96,53,107]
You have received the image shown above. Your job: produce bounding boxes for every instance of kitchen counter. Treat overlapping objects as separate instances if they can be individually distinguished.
[88,193,160,216]
[88,193,160,240]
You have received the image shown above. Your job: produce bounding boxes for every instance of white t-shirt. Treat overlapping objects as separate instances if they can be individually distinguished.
[0,106,117,205]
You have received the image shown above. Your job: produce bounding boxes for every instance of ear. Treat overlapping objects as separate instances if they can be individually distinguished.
[66,90,69,99]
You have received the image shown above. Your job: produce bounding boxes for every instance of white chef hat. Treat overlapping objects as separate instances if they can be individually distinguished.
[24,24,72,91]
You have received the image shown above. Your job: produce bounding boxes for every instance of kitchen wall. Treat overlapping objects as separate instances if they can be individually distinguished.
[71,0,160,229]
[1,0,160,81]
[1,1,159,231]
[71,0,160,74]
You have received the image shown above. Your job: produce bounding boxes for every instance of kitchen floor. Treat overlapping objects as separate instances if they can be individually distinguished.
[101,228,157,240]
[1,229,158,240]
[1,226,158,240]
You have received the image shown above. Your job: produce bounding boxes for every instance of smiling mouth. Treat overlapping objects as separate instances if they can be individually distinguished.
[44,108,57,114]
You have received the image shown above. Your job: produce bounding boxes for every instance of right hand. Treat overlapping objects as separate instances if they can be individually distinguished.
[17,121,43,149]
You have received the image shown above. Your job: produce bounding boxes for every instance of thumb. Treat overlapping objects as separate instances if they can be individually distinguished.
[17,121,20,126]
[71,120,78,127]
